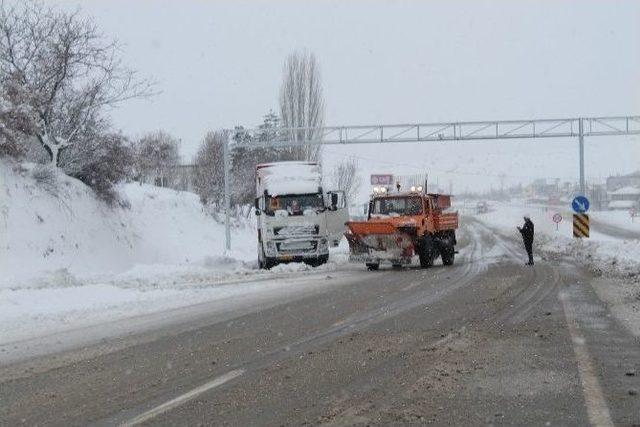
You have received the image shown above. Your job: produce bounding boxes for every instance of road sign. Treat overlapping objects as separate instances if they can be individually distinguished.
[552,213,562,231]
[370,174,393,186]
[573,213,590,238]
[572,196,590,213]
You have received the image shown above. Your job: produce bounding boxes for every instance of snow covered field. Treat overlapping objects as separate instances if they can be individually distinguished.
[472,201,640,275]
[0,161,350,345]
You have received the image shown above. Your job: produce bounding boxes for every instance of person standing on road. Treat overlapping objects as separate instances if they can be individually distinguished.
[517,215,535,265]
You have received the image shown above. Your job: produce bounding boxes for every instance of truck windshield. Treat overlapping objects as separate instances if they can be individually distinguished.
[266,193,325,215]
[372,197,423,216]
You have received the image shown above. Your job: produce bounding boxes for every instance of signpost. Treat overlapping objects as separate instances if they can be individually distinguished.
[572,196,590,238]
[571,196,590,214]
[370,174,394,186]
[552,213,562,231]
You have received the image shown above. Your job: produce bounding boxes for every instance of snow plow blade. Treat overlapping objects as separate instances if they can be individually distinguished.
[344,221,415,264]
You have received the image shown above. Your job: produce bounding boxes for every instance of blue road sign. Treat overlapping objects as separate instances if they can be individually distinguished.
[572,196,590,213]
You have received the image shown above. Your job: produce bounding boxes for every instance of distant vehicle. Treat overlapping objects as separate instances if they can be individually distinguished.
[254,162,348,269]
[344,185,458,270]
[476,201,489,214]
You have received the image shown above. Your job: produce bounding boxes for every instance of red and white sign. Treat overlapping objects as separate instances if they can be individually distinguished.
[370,174,393,185]
[552,213,562,223]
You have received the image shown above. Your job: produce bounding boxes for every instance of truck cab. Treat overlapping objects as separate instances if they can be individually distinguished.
[255,162,348,269]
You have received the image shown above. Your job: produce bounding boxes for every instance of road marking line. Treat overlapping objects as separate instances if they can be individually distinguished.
[559,292,613,427]
[121,369,244,426]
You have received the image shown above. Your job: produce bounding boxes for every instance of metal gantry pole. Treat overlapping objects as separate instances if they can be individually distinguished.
[578,118,585,195]
[223,131,231,252]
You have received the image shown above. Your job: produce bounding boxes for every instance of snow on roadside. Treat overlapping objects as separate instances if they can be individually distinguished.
[0,160,351,345]
[473,201,640,278]
[0,160,255,289]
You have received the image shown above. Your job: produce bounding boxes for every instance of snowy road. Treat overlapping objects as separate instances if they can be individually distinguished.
[1,221,639,426]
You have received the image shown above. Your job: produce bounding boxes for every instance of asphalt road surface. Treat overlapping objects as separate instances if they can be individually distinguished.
[1,220,639,426]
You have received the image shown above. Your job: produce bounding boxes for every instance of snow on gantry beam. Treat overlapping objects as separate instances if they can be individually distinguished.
[229,115,640,147]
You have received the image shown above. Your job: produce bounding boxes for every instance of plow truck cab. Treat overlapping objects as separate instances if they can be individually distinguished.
[255,161,348,269]
[345,186,458,270]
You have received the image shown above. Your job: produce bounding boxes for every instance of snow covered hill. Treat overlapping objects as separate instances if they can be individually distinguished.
[0,160,255,288]
[0,160,350,346]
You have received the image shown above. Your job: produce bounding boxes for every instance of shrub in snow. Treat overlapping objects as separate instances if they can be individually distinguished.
[72,133,134,204]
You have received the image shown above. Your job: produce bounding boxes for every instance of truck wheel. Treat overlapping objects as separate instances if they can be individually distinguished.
[306,255,329,267]
[419,236,435,268]
[392,263,402,269]
[441,249,455,266]
[439,233,456,266]
[264,257,278,270]
[366,263,379,271]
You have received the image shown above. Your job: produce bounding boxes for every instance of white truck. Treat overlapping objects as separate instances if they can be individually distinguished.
[254,161,349,269]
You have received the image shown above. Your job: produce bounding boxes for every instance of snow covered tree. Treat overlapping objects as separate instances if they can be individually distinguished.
[279,50,325,161]
[134,131,181,187]
[193,131,225,205]
[0,0,152,166]
[0,93,26,157]
[332,157,361,204]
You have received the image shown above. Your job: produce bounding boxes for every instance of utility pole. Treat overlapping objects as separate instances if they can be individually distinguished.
[579,118,585,195]
[223,131,231,252]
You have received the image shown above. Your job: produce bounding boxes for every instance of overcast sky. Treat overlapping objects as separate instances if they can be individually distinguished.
[52,0,640,160]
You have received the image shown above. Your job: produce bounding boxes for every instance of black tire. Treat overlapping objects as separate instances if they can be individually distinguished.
[366,263,380,271]
[264,257,277,270]
[419,235,435,268]
[305,255,329,267]
[439,232,456,266]
[441,249,455,266]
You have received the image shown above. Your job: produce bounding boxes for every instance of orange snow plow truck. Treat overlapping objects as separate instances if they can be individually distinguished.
[345,187,458,270]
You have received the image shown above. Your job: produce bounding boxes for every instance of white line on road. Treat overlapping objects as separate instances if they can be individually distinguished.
[559,292,613,427]
[120,369,245,426]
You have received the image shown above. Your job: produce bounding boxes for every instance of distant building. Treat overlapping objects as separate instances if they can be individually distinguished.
[606,171,640,192]
[608,186,640,210]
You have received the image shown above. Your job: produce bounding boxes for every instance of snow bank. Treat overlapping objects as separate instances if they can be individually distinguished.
[0,160,354,347]
[474,201,640,277]
[0,160,255,288]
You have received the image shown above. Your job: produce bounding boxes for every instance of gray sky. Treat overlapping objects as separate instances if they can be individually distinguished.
[53,0,640,160]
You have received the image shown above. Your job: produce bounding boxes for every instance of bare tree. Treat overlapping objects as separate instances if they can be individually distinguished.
[134,131,181,187]
[332,157,361,205]
[0,0,153,166]
[193,131,225,204]
[278,50,325,161]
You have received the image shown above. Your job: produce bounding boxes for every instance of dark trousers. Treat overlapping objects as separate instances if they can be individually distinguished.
[524,241,533,264]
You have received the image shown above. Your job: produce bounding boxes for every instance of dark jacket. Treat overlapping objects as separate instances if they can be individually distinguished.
[519,218,534,245]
